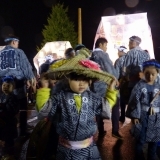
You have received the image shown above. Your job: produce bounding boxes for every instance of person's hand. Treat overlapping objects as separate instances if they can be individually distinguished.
[26,78,36,89]
[31,78,37,93]
[150,107,155,115]
[133,119,139,124]
[26,80,31,89]
[31,78,37,87]
[116,80,119,88]
[37,73,40,79]
[108,78,118,90]
[26,78,37,94]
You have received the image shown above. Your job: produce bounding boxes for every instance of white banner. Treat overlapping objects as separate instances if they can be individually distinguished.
[93,13,154,63]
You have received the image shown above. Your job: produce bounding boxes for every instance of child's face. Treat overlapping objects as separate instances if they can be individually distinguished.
[144,67,158,84]
[2,82,14,95]
[69,79,89,94]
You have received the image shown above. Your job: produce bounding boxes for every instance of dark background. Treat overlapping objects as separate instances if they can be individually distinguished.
[0,0,160,64]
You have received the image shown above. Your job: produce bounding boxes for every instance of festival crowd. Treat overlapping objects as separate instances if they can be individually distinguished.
[0,35,160,160]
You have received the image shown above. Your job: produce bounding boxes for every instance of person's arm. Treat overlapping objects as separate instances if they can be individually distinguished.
[122,51,133,76]
[105,79,118,108]
[36,88,51,112]
[105,52,118,78]
[114,59,120,80]
[18,49,36,89]
[91,51,118,78]
[94,79,118,119]
[18,49,35,80]
[36,76,50,112]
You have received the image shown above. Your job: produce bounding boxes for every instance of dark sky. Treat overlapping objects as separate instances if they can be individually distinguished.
[0,0,160,62]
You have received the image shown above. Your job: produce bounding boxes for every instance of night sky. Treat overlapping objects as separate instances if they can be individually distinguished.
[0,0,160,64]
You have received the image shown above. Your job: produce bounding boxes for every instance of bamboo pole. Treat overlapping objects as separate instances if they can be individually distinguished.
[78,8,82,44]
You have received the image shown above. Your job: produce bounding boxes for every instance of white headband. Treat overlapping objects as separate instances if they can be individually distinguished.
[4,38,19,42]
[117,47,127,53]
[129,37,141,44]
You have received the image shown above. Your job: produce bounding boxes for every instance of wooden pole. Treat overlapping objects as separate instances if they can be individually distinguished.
[78,8,82,44]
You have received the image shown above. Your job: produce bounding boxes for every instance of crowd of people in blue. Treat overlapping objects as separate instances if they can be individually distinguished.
[0,34,160,160]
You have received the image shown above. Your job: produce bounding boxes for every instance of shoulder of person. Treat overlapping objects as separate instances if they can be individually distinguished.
[8,92,18,99]
[137,80,159,91]
[1,45,14,52]
[115,57,121,62]
[119,55,126,61]
[85,90,101,100]
[154,81,160,88]
[132,46,145,53]
[127,48,136,54]
[3,93,16,101]
[125,48,139,57]
[16,48,25,53]
[92,49,104,54]
[135,79,147,88]
[51,89,65,97]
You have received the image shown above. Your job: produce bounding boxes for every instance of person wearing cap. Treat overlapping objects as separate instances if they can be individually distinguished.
[0,76,19,159]
[114,46,128,79]
[122,36,150,101]
[114,46,128,123]
[0,35,35,137]
[74,44,85,55]
[90,37,122,139]
[126,59,160,160]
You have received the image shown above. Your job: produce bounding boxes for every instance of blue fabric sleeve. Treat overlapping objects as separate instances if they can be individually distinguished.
[18,49,35,80]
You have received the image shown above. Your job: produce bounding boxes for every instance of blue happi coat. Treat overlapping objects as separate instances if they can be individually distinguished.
[47,89,112,141]
[0,45,34,80]
[114,55,126,79]
[126,80,160,142]
[122,47,150,87]
[35,83,117,160]
[90,48,118,97]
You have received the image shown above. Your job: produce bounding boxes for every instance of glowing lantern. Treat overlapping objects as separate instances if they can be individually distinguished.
[93,13,154,63]
[33,41,72,75]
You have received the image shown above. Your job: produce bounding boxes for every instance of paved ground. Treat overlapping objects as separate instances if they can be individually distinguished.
[97,119,135,160]
[13,107,160,160]
[97,119,160,160]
